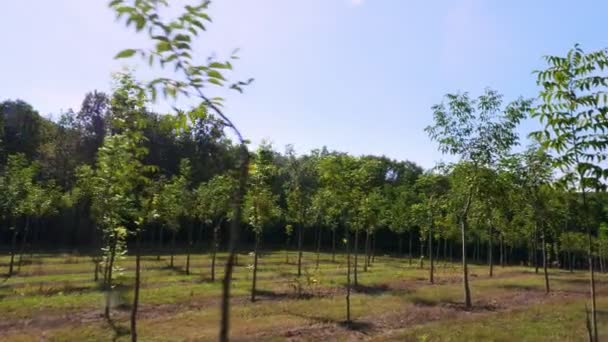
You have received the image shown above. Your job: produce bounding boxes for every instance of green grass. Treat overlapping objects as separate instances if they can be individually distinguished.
[1,251,606,341]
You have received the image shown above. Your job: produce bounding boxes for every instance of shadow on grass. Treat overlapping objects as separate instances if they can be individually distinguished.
[339,320,375,334]
[106,317,130,342]
[255,288,316,300]
[351,283,391,295]
[499,283,539,291]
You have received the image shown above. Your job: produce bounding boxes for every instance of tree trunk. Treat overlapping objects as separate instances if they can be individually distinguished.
[534,224,539,274]
[18,216,30,272]
[541,226,550,293]
[170,230,176,268]
[250,235,260,302]
[398,234,403,257]
[332,228,336,262]
[219,145,248,342]
[345,228,351,323]
[104,237,117,320]
[419,238,425,269]
[371,233,377,264]
[354,229,359,286]
[364,229,370,272]
[297,224,303,277]
[461,187,473,309]
[429,222,434,284]
[408,230,413,266]
[488,225,493,278]
[131,231,142,342]
[316,226,322,269]
[211,222,220,281]
[500,234,504,267]
[157,225,164,261]
[186,222,193,275]
[443,236,447,262]
[8,218,18,276]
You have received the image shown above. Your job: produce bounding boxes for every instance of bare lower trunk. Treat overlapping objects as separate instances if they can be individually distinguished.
[332,228,336,262]
[186,222,193,275]
[170,231,176,268]
[219,145,248,342]
[542,226,550,293]
[408,230,413,266]
[488,225,493,277]
[534,224,539,274]
[429,222,434,284]
[17,217,30,272]
[316,226,322,269]
[461,187,473,309]
[345,228,351,323]
[211,223,220,281]
[131,231,142,342]
[104,237,117,320]
[371,233,376,264]
[157,225,164,261]
[8,219,18,276]
[398,234,403,256]
[500,234,504,267]
[354,229,359,286]
[297,224,303,277]
[251,235,260,302]
[364,229,370,272]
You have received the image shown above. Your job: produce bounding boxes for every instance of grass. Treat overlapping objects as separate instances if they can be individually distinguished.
[1,250,607,341]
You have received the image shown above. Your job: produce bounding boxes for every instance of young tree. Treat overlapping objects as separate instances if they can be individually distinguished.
[530,45,608,340]
[244,143,280,302]
[283,145,316,277]
[426,88,528,307]
[195,174,235,281]
[412,173,449,283]
[0,154,38,276]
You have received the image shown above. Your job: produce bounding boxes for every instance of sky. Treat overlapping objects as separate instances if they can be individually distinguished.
[2,0,608,169]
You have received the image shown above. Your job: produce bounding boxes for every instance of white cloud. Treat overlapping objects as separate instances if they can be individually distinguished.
[349,0,364,7]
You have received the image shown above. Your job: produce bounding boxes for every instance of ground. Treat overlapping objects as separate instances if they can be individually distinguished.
[0,250,607,341]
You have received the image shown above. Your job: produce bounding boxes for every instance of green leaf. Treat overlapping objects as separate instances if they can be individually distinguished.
[115,49,137,59]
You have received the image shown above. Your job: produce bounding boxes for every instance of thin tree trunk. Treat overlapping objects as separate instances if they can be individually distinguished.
[500,234,504,267]
[541,226,550,293]
[371,232,377,263]
[398,234,403,257]
[461,187,473,309]
[297,224,303,277]
[8,218,18,276]
[104,237,117,320]
[157,225,164,261]
[345,228,351,323]
[534,224,539,274]
[250,235,260,302]
[443,236,447,262]
[211,222,220,281]
[219,145,248,342]
[332,228,336,262]
[408,230,413,266]
[354,229,359,286]
[316,226,322,269]
[170,230,176,268]
[429,221,434,284]
[488,225,493,277]
[364,229,370,272]
[419,238,425,269]
[131,231,142,342]
[186,222,193,275]
[18,216,30,272]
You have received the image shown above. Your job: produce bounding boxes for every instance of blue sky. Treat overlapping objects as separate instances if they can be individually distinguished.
[2,0,607,168]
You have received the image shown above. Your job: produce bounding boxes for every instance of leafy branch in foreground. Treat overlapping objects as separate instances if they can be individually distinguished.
[109,1,252,340]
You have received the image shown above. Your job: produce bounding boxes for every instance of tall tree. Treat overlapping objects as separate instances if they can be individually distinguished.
[530,45,608,341]
[426,88,529,307]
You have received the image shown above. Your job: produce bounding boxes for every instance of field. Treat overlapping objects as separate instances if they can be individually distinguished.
[1,251,608,341]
